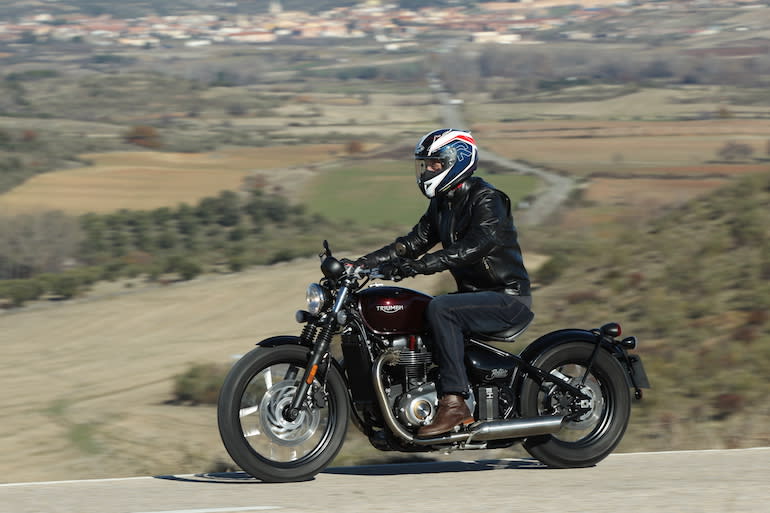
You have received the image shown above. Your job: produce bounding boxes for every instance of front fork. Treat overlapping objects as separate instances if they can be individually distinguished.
[285,320,334,421]
[285,285,350,421]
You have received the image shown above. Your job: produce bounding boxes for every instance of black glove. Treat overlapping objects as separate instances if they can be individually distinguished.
[398,258,429,278]
[356,243,398,269]
[401,253,444,277]
[378,261,401,281]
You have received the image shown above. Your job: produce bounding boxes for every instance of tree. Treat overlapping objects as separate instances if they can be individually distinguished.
[216,191,241,227]
[0,211,83,276]
[346,140,365,154]
[717,141,754,161]
[124,125,162,149]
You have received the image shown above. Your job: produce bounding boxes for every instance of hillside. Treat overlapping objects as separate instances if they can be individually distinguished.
[526,171,770,451]
[1,173,768,483]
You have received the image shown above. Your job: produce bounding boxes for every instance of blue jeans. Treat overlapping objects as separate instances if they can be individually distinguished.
[425,291,533,397]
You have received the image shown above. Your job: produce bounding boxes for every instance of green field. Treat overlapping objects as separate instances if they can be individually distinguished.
[301,159,540,228]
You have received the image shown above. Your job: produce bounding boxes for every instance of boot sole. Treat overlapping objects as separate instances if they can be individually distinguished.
[417,417,475,438]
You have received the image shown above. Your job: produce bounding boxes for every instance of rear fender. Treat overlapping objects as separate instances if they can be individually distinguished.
[512,328,639,391]
[518,329,600,364]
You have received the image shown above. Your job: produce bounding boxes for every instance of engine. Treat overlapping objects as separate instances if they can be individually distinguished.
[376,334,473,429]
[372,334,435,427]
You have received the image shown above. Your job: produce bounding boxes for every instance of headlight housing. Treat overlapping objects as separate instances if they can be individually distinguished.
[305,283,329,315]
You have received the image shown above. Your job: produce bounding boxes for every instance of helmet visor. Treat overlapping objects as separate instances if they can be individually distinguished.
[415,158,445,183]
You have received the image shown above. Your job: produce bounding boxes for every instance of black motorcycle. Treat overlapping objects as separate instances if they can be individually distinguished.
[217,241,649,482]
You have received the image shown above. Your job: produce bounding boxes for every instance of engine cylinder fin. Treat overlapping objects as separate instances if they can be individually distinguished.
[397,351,432,366]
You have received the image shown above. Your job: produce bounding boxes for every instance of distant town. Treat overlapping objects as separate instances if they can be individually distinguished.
[0,0,767,50]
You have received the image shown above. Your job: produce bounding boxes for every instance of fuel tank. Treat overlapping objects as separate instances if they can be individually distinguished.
[358,286,432,335]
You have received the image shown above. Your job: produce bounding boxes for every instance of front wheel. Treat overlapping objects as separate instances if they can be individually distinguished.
[217,344,349,482]
[520,342,631,468]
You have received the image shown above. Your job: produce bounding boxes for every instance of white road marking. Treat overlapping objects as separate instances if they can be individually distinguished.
[130,508,279,513]
[0,475,153,487]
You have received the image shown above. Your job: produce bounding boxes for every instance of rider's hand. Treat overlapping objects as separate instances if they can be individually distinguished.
[378,261,401,281]
[398,258,429,278]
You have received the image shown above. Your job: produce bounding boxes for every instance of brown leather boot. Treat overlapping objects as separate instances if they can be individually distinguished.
[417,394,474,438]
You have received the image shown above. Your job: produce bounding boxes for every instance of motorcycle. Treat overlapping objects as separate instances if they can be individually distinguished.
[217,241,649,482]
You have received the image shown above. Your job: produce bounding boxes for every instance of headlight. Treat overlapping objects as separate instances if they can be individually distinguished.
[305,283,329,315]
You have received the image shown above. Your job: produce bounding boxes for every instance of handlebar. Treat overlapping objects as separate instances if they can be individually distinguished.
[342,260,403,282]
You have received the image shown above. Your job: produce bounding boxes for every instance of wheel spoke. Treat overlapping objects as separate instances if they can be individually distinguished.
[243,427,261,438]
[239,405,259,418]
[239,361,332,464]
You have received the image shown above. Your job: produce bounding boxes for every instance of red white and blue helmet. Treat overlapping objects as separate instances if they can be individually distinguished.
[414,128,478,198]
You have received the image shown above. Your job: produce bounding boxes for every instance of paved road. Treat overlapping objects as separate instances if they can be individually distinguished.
[2,448,768,513]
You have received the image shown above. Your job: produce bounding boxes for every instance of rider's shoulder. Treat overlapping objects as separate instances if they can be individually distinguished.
[467,177,502,199]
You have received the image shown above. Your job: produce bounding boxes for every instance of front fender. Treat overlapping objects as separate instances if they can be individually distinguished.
[254,335,349,389]
[256,335,305,347]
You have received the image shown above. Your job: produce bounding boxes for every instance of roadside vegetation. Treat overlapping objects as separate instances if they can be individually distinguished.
[0,189,357,307]
[526,171,770,451]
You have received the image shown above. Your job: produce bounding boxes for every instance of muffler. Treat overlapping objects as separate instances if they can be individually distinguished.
[372,351,565,446]
[466,416,565,442]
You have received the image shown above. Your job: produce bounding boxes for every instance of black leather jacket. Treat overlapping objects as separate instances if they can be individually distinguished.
[368,177,530,295]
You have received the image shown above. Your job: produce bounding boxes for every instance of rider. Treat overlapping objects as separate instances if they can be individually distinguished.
[357,128,532,438]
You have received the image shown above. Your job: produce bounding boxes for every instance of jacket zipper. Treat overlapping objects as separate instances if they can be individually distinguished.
[482,257,496,281]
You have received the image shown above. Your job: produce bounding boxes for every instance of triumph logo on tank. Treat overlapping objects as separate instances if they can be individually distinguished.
[376,304,405,314]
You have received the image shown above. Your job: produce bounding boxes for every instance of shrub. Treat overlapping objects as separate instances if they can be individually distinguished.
[177,260,202,281]
[47,273,81,299]
[535,253,569,286]
[0,279,45,307]
[269,248,296,264]
[565,290,600,304]
[712,393,745,420]
[172,362,230,405]
[162,255,202,281]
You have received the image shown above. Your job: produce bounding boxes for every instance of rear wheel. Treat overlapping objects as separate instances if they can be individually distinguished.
[520,342,630,468]
[217,344,349,482]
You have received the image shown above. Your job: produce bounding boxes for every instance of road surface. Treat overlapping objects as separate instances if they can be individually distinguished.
[1,448,768,513]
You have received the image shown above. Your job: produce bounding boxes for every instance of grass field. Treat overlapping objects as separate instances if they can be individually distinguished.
[0,145,348,215]
[300,159,540,227]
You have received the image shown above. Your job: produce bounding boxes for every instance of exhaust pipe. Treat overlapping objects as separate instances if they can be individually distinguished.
[466,416,565,442]
[372,351,564,446]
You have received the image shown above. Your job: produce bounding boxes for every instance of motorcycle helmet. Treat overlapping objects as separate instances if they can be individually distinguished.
[414,128,478,198]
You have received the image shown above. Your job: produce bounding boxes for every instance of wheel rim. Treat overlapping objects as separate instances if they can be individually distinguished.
[238,362,335,464]
[537,363,612,444]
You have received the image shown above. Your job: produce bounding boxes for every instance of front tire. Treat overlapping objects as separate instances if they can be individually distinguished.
[217,344,349,482]
[520,342,630,468]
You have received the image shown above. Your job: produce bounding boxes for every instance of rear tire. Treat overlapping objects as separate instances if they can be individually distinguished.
[520,342,630,468]
[217,345,349,482]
